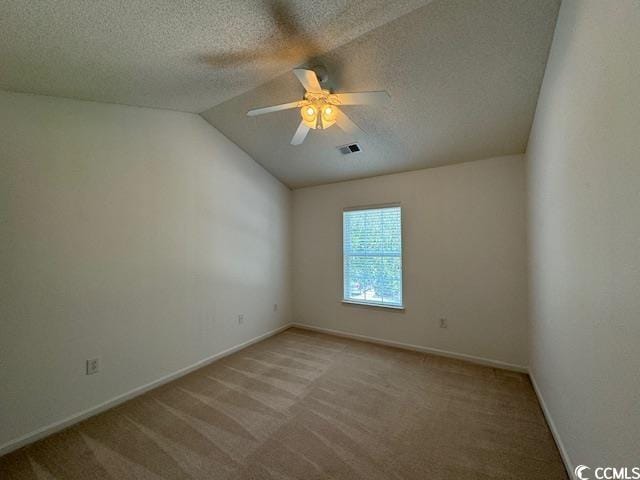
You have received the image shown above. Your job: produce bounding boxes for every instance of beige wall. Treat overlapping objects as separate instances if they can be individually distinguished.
[0,91,292,451]
[292,155,528,367]
[527,0,640,470]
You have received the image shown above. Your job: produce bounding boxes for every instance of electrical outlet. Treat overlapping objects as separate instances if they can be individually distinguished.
[439,318,448,329]
[238,314,244,325]
[86,358,100,375]
[273,303,278,312]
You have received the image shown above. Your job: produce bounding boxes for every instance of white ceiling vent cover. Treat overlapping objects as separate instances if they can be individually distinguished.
[338,143,362,155]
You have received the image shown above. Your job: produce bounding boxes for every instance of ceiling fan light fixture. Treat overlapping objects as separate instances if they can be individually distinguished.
[246,68,389,145]
[322,105,336,123]
[300,104,318,128]
[301,104,317,124]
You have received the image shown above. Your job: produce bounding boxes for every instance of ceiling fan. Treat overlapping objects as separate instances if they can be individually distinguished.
[246,68,390,145]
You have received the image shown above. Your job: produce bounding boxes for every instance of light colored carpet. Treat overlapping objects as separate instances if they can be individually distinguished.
[1,327,567,479]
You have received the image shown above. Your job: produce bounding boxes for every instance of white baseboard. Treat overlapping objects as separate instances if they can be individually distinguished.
[290,323,528,373]
[528,371,573,478]
[1,320,572,480]
[0,323,292,457]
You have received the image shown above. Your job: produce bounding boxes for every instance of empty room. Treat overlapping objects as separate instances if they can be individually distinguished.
[1,1,638,479]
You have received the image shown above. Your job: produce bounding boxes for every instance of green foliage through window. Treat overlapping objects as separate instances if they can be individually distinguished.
[343,206,402,307]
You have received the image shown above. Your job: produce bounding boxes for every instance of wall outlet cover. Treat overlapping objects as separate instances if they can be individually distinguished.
[86,358,100,375]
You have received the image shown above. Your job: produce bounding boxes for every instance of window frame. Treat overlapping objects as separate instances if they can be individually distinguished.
[341,203,405,311]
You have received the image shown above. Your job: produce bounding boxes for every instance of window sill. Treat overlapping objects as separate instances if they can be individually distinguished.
[341,300,405,311]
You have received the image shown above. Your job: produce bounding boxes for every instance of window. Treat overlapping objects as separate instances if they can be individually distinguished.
[343,205,403,308]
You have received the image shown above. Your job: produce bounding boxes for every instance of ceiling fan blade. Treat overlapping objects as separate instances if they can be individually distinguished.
[291,120,311,145]
[247,101,300,117]
[293,69,322,93]
[333,91,390,106]
[334,107,363,136]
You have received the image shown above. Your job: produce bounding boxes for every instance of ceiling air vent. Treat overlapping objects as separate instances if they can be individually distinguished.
[338,143,362,155]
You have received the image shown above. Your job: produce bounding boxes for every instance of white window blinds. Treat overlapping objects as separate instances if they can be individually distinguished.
[343,205,403,308]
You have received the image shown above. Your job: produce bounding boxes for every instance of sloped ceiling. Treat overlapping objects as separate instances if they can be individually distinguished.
[1,0,560,188]
[202,0,561,188]
[0,0,430,112]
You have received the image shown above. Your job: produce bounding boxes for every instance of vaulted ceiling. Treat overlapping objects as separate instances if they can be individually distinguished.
[0,0,430,112]
[202,0,561,187]
[1,0,560,188]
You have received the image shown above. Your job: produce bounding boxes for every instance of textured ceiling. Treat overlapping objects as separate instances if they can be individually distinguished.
[203,0,561,188]
[0,0,430,112]
[1,0,560,189]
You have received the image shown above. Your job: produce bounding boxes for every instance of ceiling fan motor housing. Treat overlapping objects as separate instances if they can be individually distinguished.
[310,65,328,84]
